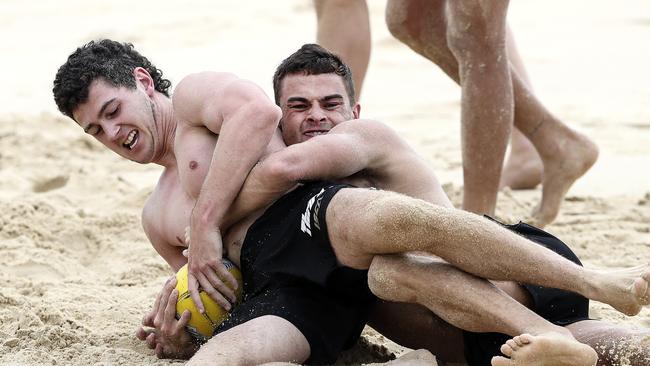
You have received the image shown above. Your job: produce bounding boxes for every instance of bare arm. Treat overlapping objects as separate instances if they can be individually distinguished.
[174,72,281,233]
[226,119,452,226]
[173,72,281,312]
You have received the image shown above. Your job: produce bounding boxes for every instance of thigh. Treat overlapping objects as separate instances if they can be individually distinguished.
[188,315,310,366]
[325,188,400,269]
[326,188,449,269]
[385,0,459,80]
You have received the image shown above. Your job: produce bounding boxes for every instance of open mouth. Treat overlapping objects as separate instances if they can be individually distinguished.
[303,130,329,137]
[123,130,139,150]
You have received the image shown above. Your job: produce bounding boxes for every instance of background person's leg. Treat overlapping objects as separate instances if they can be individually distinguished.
[501,26,542,190]
[445,0,512,216]
[385,0,598,225]
[314,0,371,101]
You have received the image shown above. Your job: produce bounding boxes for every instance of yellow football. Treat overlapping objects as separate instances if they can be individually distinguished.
[175,259,243,341]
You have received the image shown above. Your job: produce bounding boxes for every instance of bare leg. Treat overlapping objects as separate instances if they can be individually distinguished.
[501,26,543,190]
[493,322,650,366]
[367,254,650,365]
[188,315,310,366]
[385,0,599,225]
[314,0,370,101]
[328,188,650,316]
[368,254,596,365]
[568,320,650,366]
[444,0,513,215]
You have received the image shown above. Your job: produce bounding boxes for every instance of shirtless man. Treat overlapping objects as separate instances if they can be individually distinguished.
[262,43,650,366]
[53,40,649,365]
[314,0,599,227]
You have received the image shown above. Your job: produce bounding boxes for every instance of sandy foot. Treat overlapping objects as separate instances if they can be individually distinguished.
[491,333,597,366]
[530,129,599,227]
[594,265,650,316]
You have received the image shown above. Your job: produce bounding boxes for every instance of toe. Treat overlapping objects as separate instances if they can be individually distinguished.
[507,339,519,350]
[518,333,534,345]
[491,356,512,366]
[501,342,514,357]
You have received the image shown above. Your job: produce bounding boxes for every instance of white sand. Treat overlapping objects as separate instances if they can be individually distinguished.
[1,0,649,364]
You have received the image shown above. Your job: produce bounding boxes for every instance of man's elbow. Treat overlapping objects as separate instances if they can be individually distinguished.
[263,154,301,186]
[250,103,281,131]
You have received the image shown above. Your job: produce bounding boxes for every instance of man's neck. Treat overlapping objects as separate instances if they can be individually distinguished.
[150,92,177,169]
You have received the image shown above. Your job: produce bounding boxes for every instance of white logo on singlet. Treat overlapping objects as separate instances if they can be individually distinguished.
[301,188,325,236]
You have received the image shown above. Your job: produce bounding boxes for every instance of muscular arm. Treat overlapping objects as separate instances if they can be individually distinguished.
[173,72,281,310]
[226,119,451,227]
[174,72,281,231]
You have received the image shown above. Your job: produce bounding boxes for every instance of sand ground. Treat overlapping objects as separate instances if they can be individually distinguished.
[0,0,649,365]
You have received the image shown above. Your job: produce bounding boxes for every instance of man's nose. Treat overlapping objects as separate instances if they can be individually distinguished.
[307,105,327,122]
[103,122,121,143]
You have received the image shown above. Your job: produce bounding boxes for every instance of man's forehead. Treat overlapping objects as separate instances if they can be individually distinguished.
[281,73,348,100]
[72,79,115,123]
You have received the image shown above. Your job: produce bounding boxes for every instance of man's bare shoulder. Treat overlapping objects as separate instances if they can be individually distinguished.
[175,72,238,94]
[171,72,238,124]
[331,119,407,147]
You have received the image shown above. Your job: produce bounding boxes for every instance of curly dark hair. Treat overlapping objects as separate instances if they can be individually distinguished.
[272,43,356,106]
[53,39,172,119]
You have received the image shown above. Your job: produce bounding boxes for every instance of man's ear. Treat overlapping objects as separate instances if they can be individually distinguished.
[133,67,155,96]
[352,103,361,119]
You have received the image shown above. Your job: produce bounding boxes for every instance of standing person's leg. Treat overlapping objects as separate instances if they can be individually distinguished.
[314,0,370,101]
[385,0,599,226]
[444,0,513,216]
[326,188,650,317]
[501,26,543,190]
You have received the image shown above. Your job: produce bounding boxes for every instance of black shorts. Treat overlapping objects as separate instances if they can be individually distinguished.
[462,219,590,366]
[215,182,375,364]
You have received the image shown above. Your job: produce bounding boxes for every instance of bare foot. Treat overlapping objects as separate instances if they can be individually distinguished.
[591,265,650,316]
[530,130,598,227]
[501,130,543,190]
[491,333,597,366]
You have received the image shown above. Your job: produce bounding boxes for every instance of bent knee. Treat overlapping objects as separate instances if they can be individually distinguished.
[189,315,310,366]
[385,0,410,42]
[386,0,447,48]
[446,2,508,58]
[368,255,417,302]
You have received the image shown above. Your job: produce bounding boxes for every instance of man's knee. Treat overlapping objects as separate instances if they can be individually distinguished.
[445,0,509,59]
[368,255,417,302]
[386,0,447,49]
[188,315,310,366]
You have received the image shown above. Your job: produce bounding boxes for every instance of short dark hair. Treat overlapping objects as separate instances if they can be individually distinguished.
[53,39,171,119]
[272,43,356,106]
